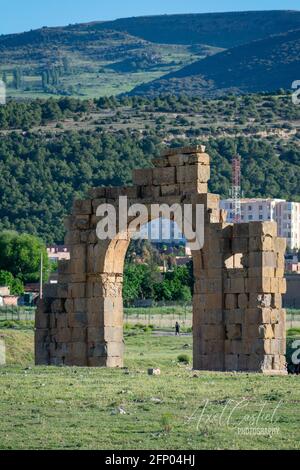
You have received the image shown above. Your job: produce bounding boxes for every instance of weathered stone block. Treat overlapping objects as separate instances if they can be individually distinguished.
[162,145,206,156]
[225,309,244,324]
[73,199,92,215]
[73,215,90,230]
[274,322,286,339]
[232,237,248,253]
[224,278,245,294]
[274,237,287,253]
[249,236,274,252]
[88,187,106,198]
[225,339,243,355]
[50,299,65,314]
[55,328,72,343]
[153,167,176,186]
[246,277,271,294]
[249,221,277,238]
[226,324,242,340]
[233,224,249,238]
[225,354,238,371]
[180,182,208,194]
[168,154,189,166]
[249,293,272,308]
[177,164,210,184]
[44,284,58,298]
[35,312,49,329]
[68,312,88,328]
[57,284,69,299]
[160,184,179,196]
[225,294,238,310]
[68,283,86,298]
[238,294,248,309]
[65,230,81,245]
[152,156,169,167]
[133,168,153,186]
[71,342,87,358]
[56,313,68,329]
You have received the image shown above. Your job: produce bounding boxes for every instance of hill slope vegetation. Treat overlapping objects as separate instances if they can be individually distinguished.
[92,10,300,48]
[0,11,300,98]
[129,29,300,97]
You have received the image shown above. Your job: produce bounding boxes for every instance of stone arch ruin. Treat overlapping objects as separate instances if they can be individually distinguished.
[35,146,287,374]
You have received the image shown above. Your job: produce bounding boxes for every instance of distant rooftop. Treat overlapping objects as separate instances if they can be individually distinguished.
[222,198,287,203]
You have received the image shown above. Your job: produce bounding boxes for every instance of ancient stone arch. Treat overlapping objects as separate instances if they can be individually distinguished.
[35,146,287,374]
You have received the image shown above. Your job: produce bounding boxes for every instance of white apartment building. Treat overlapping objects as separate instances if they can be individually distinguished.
[220,198,300,249]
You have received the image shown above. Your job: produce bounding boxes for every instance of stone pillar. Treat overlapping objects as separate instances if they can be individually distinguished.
[246,222,287,374]
[86,273,124,367]
[192,193,225,371]
[223,221,287,374]
[222,222,247,371]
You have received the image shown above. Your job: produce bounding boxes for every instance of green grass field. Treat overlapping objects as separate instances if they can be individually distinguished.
[2,42,198,100]
[0,326,299,450]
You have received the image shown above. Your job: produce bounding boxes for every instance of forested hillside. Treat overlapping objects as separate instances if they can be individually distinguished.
[130,29,300,97]
[0,107,299,242]
[0,93,299,243]
[93,10,300,47]
[0,10,299,99]
[0,24,202,99]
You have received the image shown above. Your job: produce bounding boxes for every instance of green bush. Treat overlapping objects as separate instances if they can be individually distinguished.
[160,413,173,433]
[0,270,24,295]
[0,320,34,330]
[177,354,190,364]
[287,328,300,336]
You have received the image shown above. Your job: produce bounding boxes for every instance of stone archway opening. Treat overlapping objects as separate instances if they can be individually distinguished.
[86,213,198,368]
[36,146,287,374]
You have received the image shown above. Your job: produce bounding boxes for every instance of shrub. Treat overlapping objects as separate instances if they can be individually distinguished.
[177,354,190,364]
[160,413,173,433]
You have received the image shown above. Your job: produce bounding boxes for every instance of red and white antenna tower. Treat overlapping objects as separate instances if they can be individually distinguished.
[232,154,242,223]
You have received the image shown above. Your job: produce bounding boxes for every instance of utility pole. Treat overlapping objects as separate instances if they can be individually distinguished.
[39,251,43,299]
[232,154,242,223]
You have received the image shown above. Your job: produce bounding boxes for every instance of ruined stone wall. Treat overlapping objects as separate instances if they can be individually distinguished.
[193,220,286,373]
[35,146,287,373]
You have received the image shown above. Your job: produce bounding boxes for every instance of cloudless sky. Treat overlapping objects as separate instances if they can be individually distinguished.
[0,0,299,35]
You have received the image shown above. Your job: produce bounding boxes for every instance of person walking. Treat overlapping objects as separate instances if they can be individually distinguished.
[175,321,180,336]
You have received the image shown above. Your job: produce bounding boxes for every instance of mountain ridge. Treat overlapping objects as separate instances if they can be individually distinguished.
[129,28,300,97]
[0,10,299,99]
[89,10,300,48]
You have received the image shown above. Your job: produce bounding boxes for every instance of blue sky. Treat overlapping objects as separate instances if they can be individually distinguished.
[0,0,299,35]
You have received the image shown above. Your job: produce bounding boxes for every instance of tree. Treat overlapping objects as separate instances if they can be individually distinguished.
[41,71,49,90]
[13,69,23,90]
[0,270,24,295]
[123,264,145,305]
[0,231,49,283]
[123,262,160,305]
[0,270,14,288]
[62,57,72,75]
[2,71,7,84]
[11,277,24,295]
[153,264,193,302]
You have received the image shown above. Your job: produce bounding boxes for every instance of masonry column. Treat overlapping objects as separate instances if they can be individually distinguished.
[192,194,226,371]
[86,272,124,367]
[245,221,287,374]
